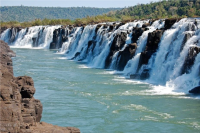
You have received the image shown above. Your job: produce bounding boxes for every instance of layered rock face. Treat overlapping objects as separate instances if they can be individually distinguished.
[0,40,80,133]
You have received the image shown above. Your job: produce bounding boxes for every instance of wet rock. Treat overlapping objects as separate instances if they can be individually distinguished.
[95,24,102,33]
[32,28,45,47]
[103,24,108,29]
[130,74,140,79]
[138,30,164,70]
[140,69,150,80]
[164,18,180,30]
[181,32,193,51]
[6,27,22,43]
[142,23,150,28]
[105,31,127,68]
[181,46,200,74]
[108,25,114,32]
[50,27,68,49]
[32,37,37,47]
[86,40,96,54]
[71,52,80,60]
[130,69,150,80]
[115,23,125,30]
[131,27,147,43]
[117,43,137,71]
[189,86,200,94]
[0,27,8,34]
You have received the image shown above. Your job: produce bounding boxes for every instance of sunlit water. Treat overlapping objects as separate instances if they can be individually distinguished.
[12,48,200,133]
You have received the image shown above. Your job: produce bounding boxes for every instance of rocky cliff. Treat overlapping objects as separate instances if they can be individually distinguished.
[0,40,80,133]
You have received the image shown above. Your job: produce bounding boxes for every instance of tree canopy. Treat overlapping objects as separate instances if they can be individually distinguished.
[0,6,121,22]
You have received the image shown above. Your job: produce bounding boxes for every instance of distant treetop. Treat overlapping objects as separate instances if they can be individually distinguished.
[0,6,121,22]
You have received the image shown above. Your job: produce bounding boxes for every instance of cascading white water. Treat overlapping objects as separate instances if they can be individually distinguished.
[136,20,165,54]
[148,19,199,86]
[1,18,199,94]
[123,20,165,75]
[88,21,148,68]
[90,31,116,68]
[87,26,111,65]
[70,25,97,61]
[39,26,61,49]
[144,18,200,93]
[148,19,190,84]
[107,20,153,70]
[59,27,82,54]
[0,25,60,48]
[166,53,200,93]
[123,53,141,75]
[0,29,12,44]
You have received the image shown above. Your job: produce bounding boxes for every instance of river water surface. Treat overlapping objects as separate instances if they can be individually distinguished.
[12,48,200,133]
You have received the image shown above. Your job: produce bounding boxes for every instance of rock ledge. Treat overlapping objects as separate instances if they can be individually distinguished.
[0,40,80,133]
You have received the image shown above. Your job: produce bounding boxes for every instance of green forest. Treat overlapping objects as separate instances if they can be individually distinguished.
[1,0,200,28]
[0,6,121,22]
[108,0,200,20]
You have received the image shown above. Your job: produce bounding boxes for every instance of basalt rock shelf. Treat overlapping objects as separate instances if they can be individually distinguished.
[0,18,200,94]
[0,40,80,133]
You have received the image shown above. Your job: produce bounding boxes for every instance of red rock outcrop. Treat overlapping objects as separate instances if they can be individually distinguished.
[0,40,80,133]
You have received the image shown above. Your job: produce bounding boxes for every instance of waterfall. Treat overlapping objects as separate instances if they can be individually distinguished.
[148,19,199,86]
[0,25,60,48]
[1,18,199,94]
[123,20,165,75]
[0,29,12,44]
[166,53,200,93]
[59,27,83,55]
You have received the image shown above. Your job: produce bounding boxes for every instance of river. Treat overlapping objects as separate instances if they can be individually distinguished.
[11,48,200,133]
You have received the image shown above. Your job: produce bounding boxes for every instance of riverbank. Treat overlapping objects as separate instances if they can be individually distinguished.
[0,40,80,133]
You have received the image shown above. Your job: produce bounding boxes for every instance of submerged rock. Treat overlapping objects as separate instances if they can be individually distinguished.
[189,86,200,94]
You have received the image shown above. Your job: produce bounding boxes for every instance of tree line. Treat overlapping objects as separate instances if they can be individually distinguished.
[1,6,120,22]
[108,0,200,20]
[1,0,200,28]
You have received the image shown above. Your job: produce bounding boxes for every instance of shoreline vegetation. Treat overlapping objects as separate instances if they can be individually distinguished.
[1,0,200,28]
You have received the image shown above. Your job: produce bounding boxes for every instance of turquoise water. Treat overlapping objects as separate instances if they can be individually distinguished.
[12,48,200,133]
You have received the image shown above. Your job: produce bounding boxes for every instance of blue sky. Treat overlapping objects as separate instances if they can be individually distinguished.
[1,0,160,8]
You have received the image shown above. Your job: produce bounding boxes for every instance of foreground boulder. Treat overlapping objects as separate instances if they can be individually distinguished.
[0,40,80,133]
